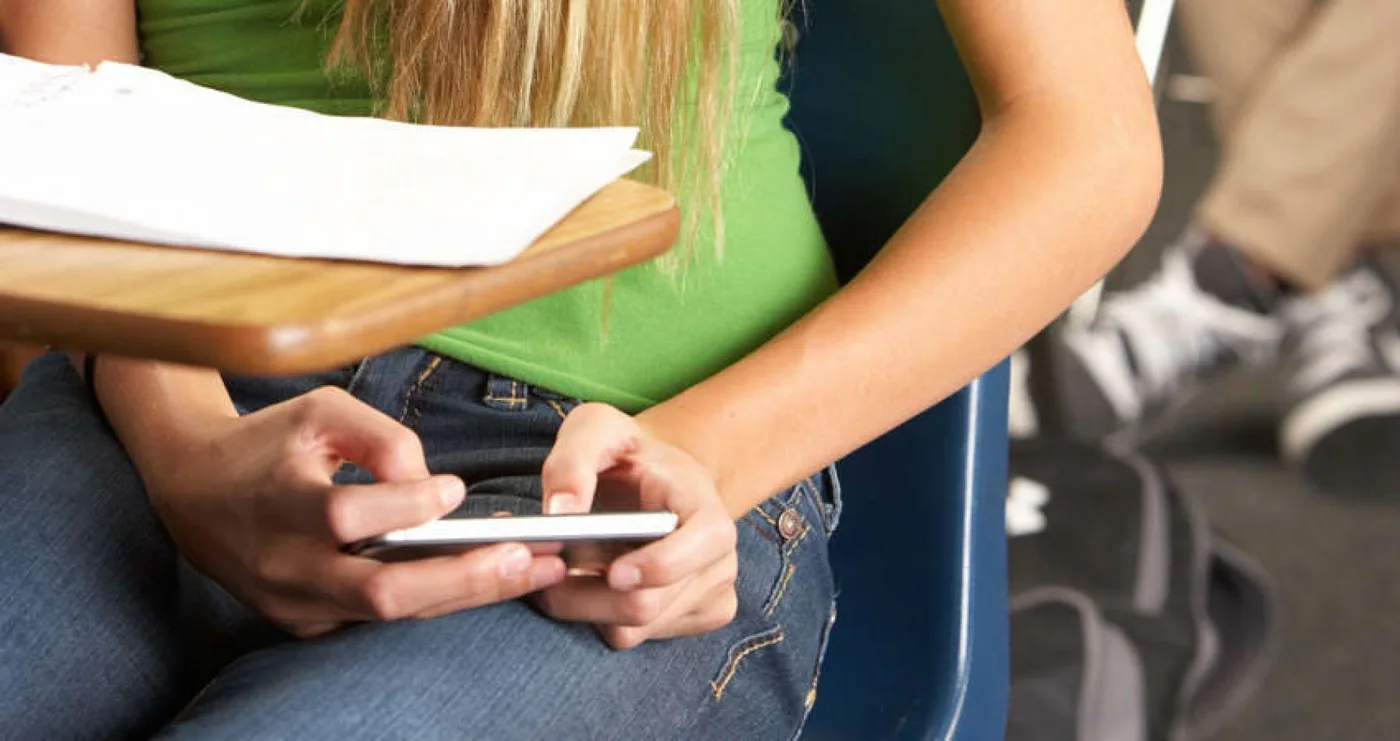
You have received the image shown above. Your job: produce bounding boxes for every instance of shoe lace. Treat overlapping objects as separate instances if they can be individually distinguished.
[1285,269,1392,393]
[1097,248,1280,399]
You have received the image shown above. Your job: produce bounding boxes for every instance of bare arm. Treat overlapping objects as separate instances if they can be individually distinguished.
[1,1,237,480]
[633,0,1164,516]
[0,0,138,64]
[533,0,1162,648]
[1,2,561,634]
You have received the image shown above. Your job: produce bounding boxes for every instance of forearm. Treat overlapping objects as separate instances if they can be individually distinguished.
[641,96,1162,517]
[5,0,218,489]
[90,357,238,495]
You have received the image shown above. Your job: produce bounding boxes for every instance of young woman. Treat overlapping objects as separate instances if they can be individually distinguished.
[0,0,1160,738]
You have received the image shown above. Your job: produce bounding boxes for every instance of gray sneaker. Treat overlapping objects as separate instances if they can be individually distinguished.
[1042,238,1284,441]
[1278,263,1400,499]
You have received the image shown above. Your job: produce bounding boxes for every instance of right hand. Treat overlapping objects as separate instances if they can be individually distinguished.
[144,386,567,638]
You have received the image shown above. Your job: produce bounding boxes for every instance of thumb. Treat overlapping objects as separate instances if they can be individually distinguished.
[540,404,638,515]
[296,387,430,482]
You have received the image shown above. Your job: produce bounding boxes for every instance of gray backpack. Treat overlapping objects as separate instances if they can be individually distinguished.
[1006,440,1279,741]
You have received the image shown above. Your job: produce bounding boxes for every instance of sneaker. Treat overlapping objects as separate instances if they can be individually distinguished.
[1038,236,1284,441]
[1278,263,1400,499]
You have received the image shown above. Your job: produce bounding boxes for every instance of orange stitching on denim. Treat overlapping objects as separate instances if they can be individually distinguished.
[482,395,527,407]
[742,516,779,543]
[764,561,797,617]
[546,399,569,421]
[711,627,785,701]
[397,356,442,426]
[753,506,778,527]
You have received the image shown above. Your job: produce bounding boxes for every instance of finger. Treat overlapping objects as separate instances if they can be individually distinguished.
[251,595,343,639]
[606,511,736,591]
[528,541,567,556]
[290,622,343,640]
[322,544,565,621]
[237,584,347,638]
[318,475,466,544]
[629,445,714,518]
[415,556,566,619]
[535,577,682,628]
[612,584,740,647]
[295,386,430,482]
[540,403,639,515]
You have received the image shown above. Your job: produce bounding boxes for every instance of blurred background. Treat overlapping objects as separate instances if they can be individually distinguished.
[1086,26,1400,741]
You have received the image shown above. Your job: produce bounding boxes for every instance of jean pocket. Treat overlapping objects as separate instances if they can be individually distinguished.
[748,485,817,619]
[710,624,787,701]
[705,485,821,706]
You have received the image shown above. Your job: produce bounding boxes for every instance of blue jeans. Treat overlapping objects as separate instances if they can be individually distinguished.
[0,349,841,740]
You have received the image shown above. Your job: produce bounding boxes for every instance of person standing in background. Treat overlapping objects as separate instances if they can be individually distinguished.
[1045,0,1400,498]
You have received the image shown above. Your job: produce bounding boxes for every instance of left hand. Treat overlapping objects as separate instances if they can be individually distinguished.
[534,403,739,649]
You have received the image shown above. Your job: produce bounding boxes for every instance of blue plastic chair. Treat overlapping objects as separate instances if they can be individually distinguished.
[783,3,1011,739]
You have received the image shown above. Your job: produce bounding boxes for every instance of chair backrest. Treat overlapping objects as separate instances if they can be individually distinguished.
[780,3,1011,739]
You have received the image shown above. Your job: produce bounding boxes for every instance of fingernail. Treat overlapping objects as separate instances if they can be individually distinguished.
[609,564,642,590]
[499,546,531,579]
[530,560,565,590]
[547,493,578,515]
[438,477,466,508]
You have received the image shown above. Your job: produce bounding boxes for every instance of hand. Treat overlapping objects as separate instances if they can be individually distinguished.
[145,386,567,638]
[534,403,738,650]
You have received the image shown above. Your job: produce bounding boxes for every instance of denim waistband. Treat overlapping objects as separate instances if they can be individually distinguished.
[224,347,839,533]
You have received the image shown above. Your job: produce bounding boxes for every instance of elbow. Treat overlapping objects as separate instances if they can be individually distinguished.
[993,89,1165,273]
[1092,107,1165,266]
[1115,123,1165,249]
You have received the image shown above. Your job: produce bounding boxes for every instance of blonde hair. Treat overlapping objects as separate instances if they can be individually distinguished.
[326,0,742,265]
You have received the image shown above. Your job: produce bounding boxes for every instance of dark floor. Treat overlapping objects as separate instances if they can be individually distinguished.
[1100,38,1400,741]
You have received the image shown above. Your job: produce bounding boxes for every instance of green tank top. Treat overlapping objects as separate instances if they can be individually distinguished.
[137,0,837,412]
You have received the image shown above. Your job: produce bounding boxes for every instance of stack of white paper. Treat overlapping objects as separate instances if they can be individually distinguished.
[0,53,651,267]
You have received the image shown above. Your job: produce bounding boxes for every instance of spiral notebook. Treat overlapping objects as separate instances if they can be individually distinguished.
[0,53,651,267]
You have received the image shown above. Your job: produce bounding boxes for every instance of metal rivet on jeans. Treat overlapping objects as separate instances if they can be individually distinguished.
[777,508,804,540]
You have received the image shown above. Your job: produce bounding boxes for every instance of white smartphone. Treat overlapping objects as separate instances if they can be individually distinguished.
[347,512,680,562]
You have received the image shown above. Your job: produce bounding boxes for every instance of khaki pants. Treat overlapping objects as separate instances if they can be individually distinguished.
[1178,0,1400,290]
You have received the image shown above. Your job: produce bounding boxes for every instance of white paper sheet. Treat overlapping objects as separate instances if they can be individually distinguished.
[0,53,652,267]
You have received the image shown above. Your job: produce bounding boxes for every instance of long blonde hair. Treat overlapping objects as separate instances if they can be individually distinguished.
[326,0,742,264]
